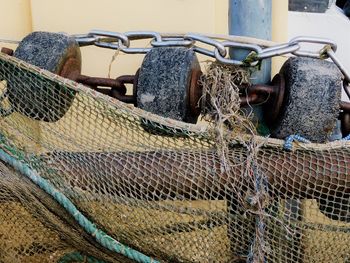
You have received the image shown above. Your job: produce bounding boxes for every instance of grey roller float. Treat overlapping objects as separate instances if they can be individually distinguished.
[8,31,81,122]
[270,57,342,143]
[137,47,200,123]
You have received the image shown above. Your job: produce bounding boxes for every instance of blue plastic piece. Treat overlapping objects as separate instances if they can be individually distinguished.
[342,133,350,140]
[284,135,311,151]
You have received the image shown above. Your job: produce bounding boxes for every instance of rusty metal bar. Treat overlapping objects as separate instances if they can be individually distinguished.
[49,147,350,201]
[340,101,350,113]
[247,84,276,95]
[116,75,136,84]
[239,84,277,106]
[76,75,127,94]
[75,74,138,104]
[110,92,136,104]
[240,94,267,106]
[0,47,14,56]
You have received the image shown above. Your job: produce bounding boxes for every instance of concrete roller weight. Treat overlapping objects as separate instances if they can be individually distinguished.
[137,47,201,124]
[269,57,343,143]
[7,31,81,122]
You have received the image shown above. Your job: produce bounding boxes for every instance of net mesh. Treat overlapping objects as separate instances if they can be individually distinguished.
[0,52,349,263]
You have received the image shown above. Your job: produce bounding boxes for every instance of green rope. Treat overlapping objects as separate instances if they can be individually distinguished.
[0,146,158,263]
[58,252,107,263]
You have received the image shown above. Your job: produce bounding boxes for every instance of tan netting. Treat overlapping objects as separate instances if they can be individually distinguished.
[0,52,349,263]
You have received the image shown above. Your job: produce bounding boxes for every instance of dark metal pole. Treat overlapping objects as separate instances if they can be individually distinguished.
[229,0,272,84]
[229,2,273,258]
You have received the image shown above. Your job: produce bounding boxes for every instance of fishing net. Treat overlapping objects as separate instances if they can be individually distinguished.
[0,51,349,263]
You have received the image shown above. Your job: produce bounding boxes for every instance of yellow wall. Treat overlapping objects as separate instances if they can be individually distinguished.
[2,0,289,77]
[30,0,229,77]
[0,0,40,148]
[272,0,288,75]
[0,0,32,42]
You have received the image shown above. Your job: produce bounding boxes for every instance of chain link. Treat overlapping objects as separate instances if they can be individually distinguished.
[326,48,350,100]
[289,36,337,58]
[326,49,350,82]
[184,34,227,57]
[122,31,161,53]
[83,30,130,49]
[257,43,300,60]
[152,35,194,48]
[214,41,262,66]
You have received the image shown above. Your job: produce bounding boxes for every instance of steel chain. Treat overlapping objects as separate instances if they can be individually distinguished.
[67,30,350,95]
[74,30,338,62]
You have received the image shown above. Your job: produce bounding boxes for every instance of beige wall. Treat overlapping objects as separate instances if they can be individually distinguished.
[0,0,32,41]
[2,0,289,77]
[0,0,40,148]
[30,0,229,77]
[272,0,288,75]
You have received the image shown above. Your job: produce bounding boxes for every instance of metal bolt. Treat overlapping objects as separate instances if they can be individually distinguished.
[1,47,14,56]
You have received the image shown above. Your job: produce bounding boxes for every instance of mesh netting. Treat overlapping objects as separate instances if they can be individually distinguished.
[0,52,349,263]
